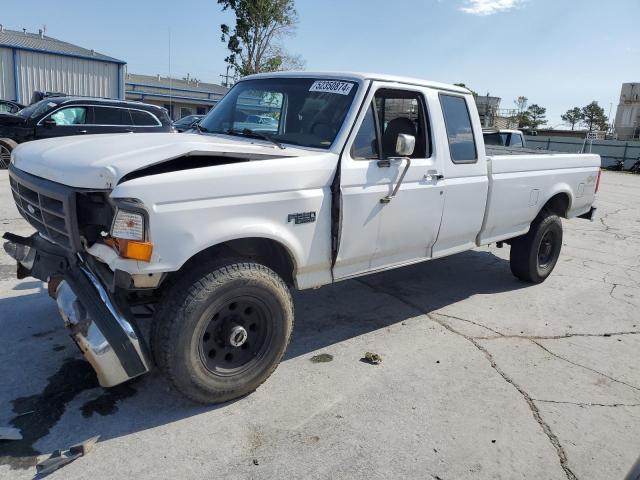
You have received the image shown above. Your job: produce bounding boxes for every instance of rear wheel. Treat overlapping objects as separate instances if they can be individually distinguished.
[509,210,563,284]
[151,258,294,404]
[0,138,17,169]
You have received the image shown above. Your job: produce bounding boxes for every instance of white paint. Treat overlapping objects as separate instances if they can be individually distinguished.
[11,72,601,290]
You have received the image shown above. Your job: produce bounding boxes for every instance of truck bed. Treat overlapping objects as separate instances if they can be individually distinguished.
[477,151,601,245]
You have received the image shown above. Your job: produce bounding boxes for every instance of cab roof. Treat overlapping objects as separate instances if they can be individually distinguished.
[241,71,470,94]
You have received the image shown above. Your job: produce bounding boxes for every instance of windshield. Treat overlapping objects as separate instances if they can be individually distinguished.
[17,99,58,119]
[198,78,359,149]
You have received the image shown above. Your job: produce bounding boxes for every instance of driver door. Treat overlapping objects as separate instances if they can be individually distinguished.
[35,106,89,139]
[333,83,446,280]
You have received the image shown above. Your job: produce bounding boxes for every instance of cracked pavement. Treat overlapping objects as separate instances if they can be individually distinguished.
[1,170,639,479]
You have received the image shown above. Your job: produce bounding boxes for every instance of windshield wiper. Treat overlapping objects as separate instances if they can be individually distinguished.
[227,128,285,150]
[193,123,209,134]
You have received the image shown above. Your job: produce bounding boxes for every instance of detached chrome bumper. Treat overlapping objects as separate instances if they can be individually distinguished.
[3,232,151,387]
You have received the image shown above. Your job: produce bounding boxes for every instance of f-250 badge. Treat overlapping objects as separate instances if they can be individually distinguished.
[287,212,316,224]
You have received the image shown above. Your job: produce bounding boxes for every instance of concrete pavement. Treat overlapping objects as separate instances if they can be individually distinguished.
[0,170,638,479]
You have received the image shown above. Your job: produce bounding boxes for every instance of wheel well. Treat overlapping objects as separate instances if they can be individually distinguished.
[541,192,570,218]
[179,238,296,287]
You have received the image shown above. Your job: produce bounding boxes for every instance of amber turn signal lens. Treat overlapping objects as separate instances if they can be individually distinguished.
[113,239,153,262]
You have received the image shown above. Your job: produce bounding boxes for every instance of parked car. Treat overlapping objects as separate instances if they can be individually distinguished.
[173,114,204,132]
[0,97,174,168]
[0,100,25,114]
[4,72,600,404]
[483,128,526,148]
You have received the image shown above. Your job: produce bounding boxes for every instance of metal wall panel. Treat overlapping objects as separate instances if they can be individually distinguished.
[15,50,120,103]
[0,47,16,100]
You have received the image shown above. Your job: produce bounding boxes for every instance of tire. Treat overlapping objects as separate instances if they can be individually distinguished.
[0,138,17,169]
[151,258,294,404]
[509,210,563,284]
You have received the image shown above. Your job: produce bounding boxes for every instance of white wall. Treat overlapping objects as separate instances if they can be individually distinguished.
[0,47,16,101]
[15,50,120,103]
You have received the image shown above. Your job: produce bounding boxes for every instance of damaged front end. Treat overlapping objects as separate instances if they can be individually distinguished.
[4,166,151,387]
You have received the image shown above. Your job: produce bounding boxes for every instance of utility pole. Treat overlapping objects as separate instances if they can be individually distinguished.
[220,65,234,88]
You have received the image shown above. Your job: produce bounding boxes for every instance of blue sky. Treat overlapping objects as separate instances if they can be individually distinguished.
[2,0,638,126]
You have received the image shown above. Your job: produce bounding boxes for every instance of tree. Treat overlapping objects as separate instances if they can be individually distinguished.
[526,104,547,129]
[454,83,478,97]
[561,107,583,130]
[581,101,608,132]
[513,96,530,128]
[219,0,304,77]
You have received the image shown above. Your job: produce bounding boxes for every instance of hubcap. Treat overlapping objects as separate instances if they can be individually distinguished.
[537,230,555,268]
[198,297,272,376]
[229,325,248,347]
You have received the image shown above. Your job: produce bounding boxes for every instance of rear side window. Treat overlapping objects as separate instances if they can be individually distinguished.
[439,94,477,163]
[91,107,131,126]
[130,109,160,126]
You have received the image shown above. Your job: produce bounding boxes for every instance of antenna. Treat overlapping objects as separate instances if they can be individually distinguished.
[168,28,172,120]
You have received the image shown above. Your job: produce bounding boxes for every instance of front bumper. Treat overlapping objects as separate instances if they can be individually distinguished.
[3,232,151,387]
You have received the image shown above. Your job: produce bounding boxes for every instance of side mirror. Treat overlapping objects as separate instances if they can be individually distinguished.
[43,118,57,128]
[395,133,415,157]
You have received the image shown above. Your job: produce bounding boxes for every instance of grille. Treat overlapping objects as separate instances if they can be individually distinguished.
[9,167,81,251]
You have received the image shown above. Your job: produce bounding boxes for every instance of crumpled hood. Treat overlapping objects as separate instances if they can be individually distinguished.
[12,132,312,189]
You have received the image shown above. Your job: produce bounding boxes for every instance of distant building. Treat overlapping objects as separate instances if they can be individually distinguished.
[614,83,640,140]
[0,26,125,104]
[125,73,228,120]
[474,94,501,127]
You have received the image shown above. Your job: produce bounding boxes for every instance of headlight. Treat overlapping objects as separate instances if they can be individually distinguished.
[109,207,153,262]
[111,209,145,241]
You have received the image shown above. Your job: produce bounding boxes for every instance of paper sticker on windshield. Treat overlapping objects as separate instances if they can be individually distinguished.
[309,80,354,96]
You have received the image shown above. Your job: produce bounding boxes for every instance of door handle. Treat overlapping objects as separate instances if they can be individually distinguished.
[424,170,444,181]
[78,130,88,134]
[380,158,411,204]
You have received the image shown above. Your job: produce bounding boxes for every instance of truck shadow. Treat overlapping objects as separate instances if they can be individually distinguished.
[0,248,525,471]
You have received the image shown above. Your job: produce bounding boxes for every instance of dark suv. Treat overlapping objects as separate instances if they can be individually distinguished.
[0,97,174,168]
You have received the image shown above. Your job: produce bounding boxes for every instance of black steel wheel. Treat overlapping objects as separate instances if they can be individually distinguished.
[151,258,293,404]
[510,210,563,284]
[198,296,273,376]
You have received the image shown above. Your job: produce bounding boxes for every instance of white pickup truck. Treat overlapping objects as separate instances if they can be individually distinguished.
[3,72,600,403]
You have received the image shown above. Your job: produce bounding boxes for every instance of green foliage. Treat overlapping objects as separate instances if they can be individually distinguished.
[526,104,547,129]
[581,101,608,132]
[219,0,304,77]
[454,83,478,97]
[561,107,583,131]
[513,96,529,128]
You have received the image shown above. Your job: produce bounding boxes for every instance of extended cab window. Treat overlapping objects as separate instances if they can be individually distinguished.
[92,107,131,126]
[352,89,429,160]
[48,107,87,125]
[440,94,477,163]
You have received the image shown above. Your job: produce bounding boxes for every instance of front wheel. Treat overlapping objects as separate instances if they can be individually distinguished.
[509,211,563,284]
[151,259,294,404]
[0,138,17,169]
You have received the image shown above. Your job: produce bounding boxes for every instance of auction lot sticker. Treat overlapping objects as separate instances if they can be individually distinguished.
[309,80,354,95]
